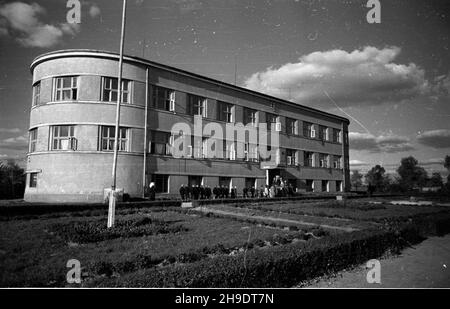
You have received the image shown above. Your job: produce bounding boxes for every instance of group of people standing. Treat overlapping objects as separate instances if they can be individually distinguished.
[178,180,296,201]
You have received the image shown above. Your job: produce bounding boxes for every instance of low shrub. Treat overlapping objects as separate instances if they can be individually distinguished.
[51,217,188,243]
[87,213,450,287]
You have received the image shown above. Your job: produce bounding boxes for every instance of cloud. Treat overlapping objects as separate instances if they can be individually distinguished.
[0,134,28,151]
[0,128,21,133]
[349,132,414,153]
[244,46,431,108]
[89,4,101,18]
[417,129,450,149]
[349,159,367,167]
[0,2,80,48]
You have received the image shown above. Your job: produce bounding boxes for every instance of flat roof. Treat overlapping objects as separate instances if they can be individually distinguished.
[31,49,350,124]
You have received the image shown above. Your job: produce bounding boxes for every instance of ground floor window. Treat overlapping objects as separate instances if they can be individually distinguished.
[305,180,314,192]
[219,177,231,188]
[336,180,342,192]
[29,173,38,188]
[245,178,256,189]
[150,174,169,193]
[322,180,329,192]
[188,176,203,187]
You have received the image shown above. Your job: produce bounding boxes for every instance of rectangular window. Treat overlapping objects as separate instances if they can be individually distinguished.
[151,174,169,193]
[286,149,296,166]
[303,122,315,138]
[54,76,78,101]
[305,179,314,192]
[223,140,236,160]
[217,101,233,123]
[189,176,203,187]
[322,180,329,192]
[188,94,207,117]
[100,126,128,151]
[51,125,76,150]
[319,125,328,141]
[332,128,341,143]
[265,113,278,130]
[286,118,298,135]
[149,131,172,155]
[102,77,132,103]
[319,153,329,168]
[29,128,37,153]
[219,177,231,188]
[151,85,175,111]
[32,82,40,106]
[243,108,257,126]
[304,151,314,167]
[29,173,38,188]
[333,155,342,169]
[336,180,342,192]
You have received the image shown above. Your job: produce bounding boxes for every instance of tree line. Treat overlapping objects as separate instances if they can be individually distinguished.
[351,155,450,193]
[0,160,26,199]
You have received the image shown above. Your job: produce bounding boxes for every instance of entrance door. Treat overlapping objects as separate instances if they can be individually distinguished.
[268,169,281,186]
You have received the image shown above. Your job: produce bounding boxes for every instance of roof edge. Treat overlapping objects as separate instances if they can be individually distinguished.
[30,49,350,124]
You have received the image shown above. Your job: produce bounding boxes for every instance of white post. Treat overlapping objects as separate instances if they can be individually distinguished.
[108,0,127,228]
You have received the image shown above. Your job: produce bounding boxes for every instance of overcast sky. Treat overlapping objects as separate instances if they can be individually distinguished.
[0,0,449,177]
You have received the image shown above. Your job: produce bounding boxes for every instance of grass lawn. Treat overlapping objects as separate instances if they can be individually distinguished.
[1,197,449,287]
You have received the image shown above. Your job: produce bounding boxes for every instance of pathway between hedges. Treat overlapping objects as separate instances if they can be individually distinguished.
[302,234,450,288]
[193,206,359,232]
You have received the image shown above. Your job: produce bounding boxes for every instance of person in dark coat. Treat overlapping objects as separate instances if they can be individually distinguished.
[250,186,255,198]
[224,186,229,199]
[231,186,236,198]
[199,185,205,199]
[185,186,191,200]
[213,186,219,199]
[179,184,186,201]
[192,185,199,200]
[205,186,211,199]
[243,187,248,198]
[148,182,156,201]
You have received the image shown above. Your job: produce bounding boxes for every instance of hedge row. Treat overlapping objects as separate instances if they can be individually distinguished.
[86,213,450,288]
[0,200,181,219]
[51,217,187,243]
[87,231,309,277]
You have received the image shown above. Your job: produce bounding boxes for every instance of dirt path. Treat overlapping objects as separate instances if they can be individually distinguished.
[302,234,450,288]
[193,206,359,232]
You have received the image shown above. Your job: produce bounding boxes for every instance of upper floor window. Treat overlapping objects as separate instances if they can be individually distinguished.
[149,131,172,155]
[319,125,328,141]
[243,108,257,126]
[102,77,132,103]
[332,128,341,143]
[319,153,329,168]
[100,126,128,151]
[217,101,233,123]
[304,151,314,167]
[29,128,37,153]
[286,149,297,166]
[286,118,298,135]
[32,82,40,106]
[303,122,315,138]
[265,113,278,130]
[188,94,207,117]
[333,155,342,169]
[54,76,78,101]
[51,125,76,150]
[151,85,175,111]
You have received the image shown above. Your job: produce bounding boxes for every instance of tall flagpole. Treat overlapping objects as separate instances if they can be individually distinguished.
[108,0,127,228]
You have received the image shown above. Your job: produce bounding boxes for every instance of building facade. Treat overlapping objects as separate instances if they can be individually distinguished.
[24,50,350,203]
